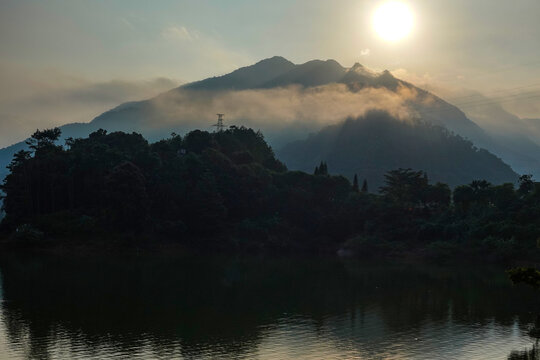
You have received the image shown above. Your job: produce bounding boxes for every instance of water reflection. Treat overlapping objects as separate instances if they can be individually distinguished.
[508,341,540,360]
[0,254,538,359]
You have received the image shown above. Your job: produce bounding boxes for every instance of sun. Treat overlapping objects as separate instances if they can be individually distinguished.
[373,1,414,42]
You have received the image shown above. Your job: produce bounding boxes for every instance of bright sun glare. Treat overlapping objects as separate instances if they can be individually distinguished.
[373,1,414,42]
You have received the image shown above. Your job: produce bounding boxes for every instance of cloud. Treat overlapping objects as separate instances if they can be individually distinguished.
[152,25,252,79]
[161,26,198,42]
[145,83,418,142]
[0,63,179,147]
[360,48,370,56]
[391,68,439,90]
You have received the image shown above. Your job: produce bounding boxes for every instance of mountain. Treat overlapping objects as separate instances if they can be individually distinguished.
[453,95,540,176]
[0,56,535,184]
[262,59,346,88]
[184,56,296,90]
[277,110,518,189]
[524,118,540,133]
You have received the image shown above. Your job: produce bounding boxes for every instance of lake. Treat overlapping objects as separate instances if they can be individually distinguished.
[0,254,538,359]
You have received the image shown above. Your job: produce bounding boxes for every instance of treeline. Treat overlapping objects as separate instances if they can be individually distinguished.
[1,127,540,260]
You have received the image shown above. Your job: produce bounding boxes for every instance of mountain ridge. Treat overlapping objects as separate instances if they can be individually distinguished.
[277,110,518,188]
[0,56,536,184]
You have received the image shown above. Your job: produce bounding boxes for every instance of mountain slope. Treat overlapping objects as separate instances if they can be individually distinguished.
[460,99,540,175]
[262,59,346,88]
[278,111,518,188]
[183,56,295,90]
[0,56,533,184]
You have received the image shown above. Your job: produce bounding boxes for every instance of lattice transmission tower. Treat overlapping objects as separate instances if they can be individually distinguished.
[213,113,225,132]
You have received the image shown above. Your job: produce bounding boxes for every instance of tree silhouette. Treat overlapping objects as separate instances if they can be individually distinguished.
[352,174,359,192]
[314,161,328,176]
[361,179,368,193]
[2,126,540,263]
[379,168,428,205]
[518,174,534,196]
[26,128,62,152]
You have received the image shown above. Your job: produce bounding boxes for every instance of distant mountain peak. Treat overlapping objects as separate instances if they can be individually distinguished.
[255,56,294,67]
[324,59,344,67]
[182,55,295,90]
[260,58,346,88]
[297,59,344,69]
[348,63,376,78]
[375,70,399,89]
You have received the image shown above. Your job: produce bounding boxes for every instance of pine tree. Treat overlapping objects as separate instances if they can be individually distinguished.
[315,161,328,176]
[361,179,368,193]
[352,174,359,192]
[319,161,328,176]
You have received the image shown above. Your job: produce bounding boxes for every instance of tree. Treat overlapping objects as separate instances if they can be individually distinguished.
[352,174,359,192]
[189,169,227,235]
[89,129,108,139]
[492,183,517,209]
[470,179,493,204]
[427,182,451,209]
[6,150,31,172]
[518,174,534,196]
[5,124,540,262]
[379,168,428,205]
[314,161,328,176]
[1,150,33,219]
[319,162,328,176]
[104,161,148,231]
[361,179,368,193]
[508,267,540,288]
[183,130,214,154]
[453,185,474,212]
[26,128,62,152]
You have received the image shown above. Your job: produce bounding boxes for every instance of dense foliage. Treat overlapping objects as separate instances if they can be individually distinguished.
[1,126,540,260]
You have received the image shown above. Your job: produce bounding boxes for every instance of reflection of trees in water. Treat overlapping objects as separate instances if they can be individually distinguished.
[508,341,540,360]
[0,254,537,359]
[0,255,278,359]
[342,261,539,331]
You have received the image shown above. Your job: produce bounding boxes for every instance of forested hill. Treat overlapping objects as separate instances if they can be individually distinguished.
[1,126,540,262]
[278,111,518,189]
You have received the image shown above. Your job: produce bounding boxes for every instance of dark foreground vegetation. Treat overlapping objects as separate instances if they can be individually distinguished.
[1,126,539,262]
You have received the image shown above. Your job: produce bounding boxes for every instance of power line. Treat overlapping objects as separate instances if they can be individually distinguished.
[414,91,540,118]
[446,82,540,103]
[451,90,540,109]
[422,60,540,84]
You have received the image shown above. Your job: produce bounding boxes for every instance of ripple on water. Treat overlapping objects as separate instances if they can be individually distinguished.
[0,257,537,359]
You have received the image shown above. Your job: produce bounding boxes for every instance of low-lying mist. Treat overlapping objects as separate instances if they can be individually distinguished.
[144,83,423,146]
[0,62,179,147]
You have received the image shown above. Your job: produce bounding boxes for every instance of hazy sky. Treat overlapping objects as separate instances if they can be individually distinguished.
[1,0,540,146]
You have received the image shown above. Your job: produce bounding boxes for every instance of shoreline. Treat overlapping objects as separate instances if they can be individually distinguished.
[1,235,537,267]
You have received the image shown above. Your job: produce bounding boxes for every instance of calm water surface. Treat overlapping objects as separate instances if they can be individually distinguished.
[0,254,538,359]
